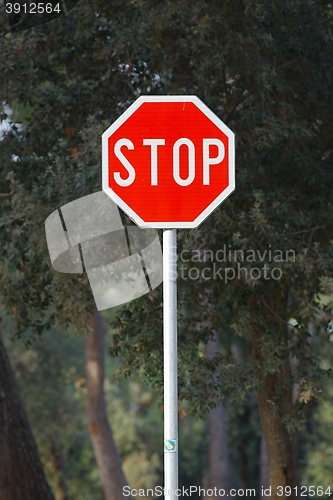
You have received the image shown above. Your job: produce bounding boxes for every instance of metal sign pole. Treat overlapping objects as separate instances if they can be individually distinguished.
[163,228,178,499]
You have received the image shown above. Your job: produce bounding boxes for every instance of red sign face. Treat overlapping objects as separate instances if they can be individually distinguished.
[102,96,235,228]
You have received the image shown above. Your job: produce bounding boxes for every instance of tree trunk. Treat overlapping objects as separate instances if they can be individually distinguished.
[86,310,131,500]
[205,332,231,498]
[252,331,298,500]
[260,435,269,499]
[0,333,55,500]
[50,439,69,500]
[207,404,231,497]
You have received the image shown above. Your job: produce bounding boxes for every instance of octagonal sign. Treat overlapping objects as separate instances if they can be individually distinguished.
[102,96,235,228]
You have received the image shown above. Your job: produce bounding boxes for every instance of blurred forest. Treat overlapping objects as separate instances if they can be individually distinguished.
[0,0,333,499]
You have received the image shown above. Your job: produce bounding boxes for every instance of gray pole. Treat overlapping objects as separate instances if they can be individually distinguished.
[163,228,178,498]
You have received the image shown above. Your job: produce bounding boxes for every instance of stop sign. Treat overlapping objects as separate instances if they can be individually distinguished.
[102,96,235,228]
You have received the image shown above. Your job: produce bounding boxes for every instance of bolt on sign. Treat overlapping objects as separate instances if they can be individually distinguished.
[102,95,235,229]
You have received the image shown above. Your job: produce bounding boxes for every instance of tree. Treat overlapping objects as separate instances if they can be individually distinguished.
[0,333,54,500]
[86,310,130,500]
[205,332,231,497]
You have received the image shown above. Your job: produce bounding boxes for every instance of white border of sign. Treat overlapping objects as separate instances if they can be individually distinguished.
[102,95,235,229]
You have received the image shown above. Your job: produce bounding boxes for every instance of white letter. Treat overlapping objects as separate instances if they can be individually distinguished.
[143,139,165,185]
[203,139,225,185]
[155,486,163,497]
[123,486,131,497]
[173,138,195,186]
[114,139,135,186]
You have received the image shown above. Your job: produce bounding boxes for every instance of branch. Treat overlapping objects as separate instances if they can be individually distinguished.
[223,84,257,123]
[262,301,289,327]
[0,193,12,200]
[283,225,327,236]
